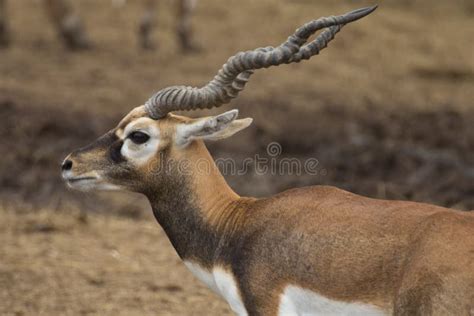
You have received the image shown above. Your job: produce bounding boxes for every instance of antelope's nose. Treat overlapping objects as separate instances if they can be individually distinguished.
[61,159,73,171]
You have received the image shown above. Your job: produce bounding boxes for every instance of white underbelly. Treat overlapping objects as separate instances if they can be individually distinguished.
[184,261,387,316]
[278,285,387,316]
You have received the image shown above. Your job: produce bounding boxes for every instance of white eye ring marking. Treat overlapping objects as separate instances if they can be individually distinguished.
[120,118,160,166]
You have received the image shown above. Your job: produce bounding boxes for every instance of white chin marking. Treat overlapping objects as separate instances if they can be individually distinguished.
[93,182,123,191]
[64,171,122,192]
[184,262,248,316]
[67,179,122,192]
[278,286,386,316]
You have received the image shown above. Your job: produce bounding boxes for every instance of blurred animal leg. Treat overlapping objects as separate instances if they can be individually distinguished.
[177,0,199,53]
[43,0,91,50]
[0,0,9,48]
[138,0,157,50]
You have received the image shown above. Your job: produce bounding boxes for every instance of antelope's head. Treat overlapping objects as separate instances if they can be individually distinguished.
[61,6,377,194]
[61,106,252,192]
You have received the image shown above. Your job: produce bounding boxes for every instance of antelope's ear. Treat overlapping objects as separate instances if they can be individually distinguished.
[176,109,253,146]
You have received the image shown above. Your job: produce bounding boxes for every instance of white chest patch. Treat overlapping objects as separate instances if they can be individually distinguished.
[184,261,248,316]
[278,286,387,316]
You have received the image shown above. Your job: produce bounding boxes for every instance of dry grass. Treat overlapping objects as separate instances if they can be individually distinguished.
[0,201,232,315]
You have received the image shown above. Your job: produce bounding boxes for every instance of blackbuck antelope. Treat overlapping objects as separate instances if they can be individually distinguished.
[0,0,197,51]
[62,5,474,315]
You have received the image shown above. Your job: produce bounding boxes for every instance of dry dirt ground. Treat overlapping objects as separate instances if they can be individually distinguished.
[0,0,473,315]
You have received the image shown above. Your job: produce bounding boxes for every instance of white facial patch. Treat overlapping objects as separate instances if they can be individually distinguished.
[278,285,386,316]
[120,117,160,166]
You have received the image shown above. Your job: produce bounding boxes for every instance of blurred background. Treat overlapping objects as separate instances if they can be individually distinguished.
[0,0,473,315]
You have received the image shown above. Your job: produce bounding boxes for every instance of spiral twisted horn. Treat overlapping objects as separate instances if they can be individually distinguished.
[145,5,377,119]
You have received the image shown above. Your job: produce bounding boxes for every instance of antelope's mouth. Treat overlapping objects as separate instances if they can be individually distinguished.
[67,176,97,183]
[63,173,122,192]
[64,177,97,183]
[63,173,100,191]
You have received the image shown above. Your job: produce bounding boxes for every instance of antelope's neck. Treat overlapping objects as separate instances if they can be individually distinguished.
[146,141,254,267]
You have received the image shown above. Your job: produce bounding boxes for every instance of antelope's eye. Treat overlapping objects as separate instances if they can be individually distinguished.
[128,131,150,144]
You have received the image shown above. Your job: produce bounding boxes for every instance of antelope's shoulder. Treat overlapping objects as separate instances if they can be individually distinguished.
[261,185,361,205]
[259,184,456,216]
[252,185,364,215]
